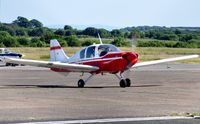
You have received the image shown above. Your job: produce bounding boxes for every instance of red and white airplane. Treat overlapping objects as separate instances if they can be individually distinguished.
[3,39,199,88]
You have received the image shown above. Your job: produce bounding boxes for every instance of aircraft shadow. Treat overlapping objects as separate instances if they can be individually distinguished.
[0,84,162,89]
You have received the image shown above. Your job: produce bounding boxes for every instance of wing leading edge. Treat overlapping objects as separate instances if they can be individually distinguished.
[133,55,199,68]
[3,57,99,72]
[2,54,199,72]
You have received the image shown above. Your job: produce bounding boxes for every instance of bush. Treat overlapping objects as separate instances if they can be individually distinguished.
[30,38,46,47]
[81,40,93,46]
[17,37,30,46]
[2,37,19,47]
[111,37,130,47]
[65,35,81,47]
[0,31,19,47]
[57,39,68,47]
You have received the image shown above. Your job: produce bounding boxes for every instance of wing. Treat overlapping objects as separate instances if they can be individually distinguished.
[133,55,199,68]
[3,57,99,72]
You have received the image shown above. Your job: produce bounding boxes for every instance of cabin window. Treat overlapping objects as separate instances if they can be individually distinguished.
[80,48,85,59]
[86,46,95,58]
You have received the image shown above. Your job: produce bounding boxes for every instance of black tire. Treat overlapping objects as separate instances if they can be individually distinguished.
[119,79,127,88]
[11,64,17,67]
[125,78,131,87]
[5,63,10,66]
[78,79,85,88]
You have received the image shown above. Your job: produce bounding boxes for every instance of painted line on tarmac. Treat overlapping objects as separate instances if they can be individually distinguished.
[18,116,193,124]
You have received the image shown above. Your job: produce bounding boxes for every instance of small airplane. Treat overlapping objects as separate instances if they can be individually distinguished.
[0,48,23,66]
[2,39,199,88]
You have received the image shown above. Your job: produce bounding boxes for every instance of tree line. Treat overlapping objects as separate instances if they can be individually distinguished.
[0,16,200,48]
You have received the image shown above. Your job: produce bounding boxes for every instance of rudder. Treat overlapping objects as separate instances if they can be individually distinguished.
[50,39,69,62]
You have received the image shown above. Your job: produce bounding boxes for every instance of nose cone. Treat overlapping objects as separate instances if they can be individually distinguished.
[122,52,138,67]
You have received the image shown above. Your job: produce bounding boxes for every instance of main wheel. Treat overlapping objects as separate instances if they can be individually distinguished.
[125,78,131,87]
[5,63,10,66]
[119,79,127,88]
[78,79,85,88]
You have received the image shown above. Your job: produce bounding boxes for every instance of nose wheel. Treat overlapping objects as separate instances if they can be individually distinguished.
[119,79,126,88]
[125,78,131,87]
[119,78,131,88]
[115,73,131,88]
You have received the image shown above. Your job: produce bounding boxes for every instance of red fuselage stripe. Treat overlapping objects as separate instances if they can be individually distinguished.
[50,46,62,50]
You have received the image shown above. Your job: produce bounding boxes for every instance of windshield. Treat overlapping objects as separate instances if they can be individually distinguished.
[98,44,120,57]
[4,49,10,54]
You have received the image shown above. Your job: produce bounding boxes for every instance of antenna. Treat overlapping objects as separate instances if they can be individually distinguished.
[98,33,103,44]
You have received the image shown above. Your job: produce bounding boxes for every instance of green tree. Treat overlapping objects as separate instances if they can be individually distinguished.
[3,37,18,47]
[159,34,178,41]
[65,30,75,36]
[13,16,31,28]
[98,29,111,38]
[30,19,43,28]
[111,37,129,47]
[30,38,46,47]
[0,31,18,47]
[82,27,98,37]
[81,39,97,46]
[65,35,80,47]
[0,25,16,36]
[17,37,30,46]
[28,28,44,36]
[64,25,73,30]
[40,29,58,44]
[57,39,68,47]
[111,29,123,37]
[174,29,181,35]
[54,29,65,36]
[179,34,193,42]
[0,31,10,37]
[15,29,26,36]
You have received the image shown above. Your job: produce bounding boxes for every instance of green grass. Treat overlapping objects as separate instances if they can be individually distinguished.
[9,47,200,63]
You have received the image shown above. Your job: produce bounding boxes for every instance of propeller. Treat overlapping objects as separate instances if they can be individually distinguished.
[131,34,138,51]
[124,34,138,78]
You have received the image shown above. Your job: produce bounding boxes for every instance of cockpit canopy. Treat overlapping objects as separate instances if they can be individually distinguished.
[70,44,120,62]
[0,48,11,54]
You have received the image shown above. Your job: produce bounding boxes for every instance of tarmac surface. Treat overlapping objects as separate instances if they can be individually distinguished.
[0,64,200,123]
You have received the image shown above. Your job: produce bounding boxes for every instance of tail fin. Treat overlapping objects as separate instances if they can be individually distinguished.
[50,39,69,62]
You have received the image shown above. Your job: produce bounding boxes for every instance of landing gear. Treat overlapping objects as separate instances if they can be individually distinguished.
[115,73,132,88]
[78,79,85,88]
[125,78,131,87]
[77,74,95,88]
[119,79,127,88]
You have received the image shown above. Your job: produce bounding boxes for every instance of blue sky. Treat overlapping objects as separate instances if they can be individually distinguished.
[0,0,200,29]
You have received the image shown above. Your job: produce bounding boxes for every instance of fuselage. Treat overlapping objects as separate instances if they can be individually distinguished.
[0,48,22,61]
[51,44,138,74]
